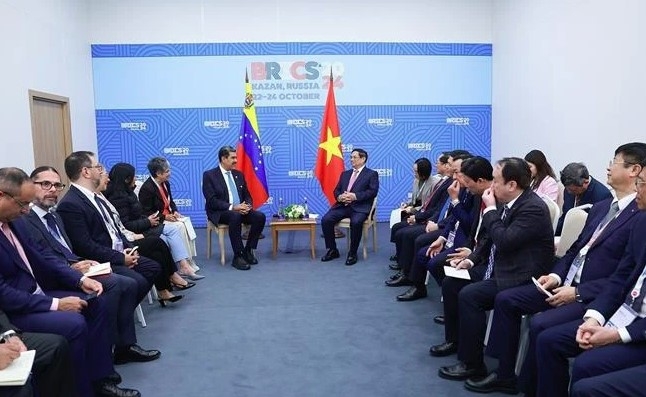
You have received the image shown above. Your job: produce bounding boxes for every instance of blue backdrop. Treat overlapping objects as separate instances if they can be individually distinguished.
[92,42,492,226]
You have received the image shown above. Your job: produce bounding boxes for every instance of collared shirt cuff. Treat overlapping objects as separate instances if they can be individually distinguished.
[483,206,497,215]
[618,327,632,343]
[229,204,233,210]
[549,273,562,286]
[438,236,447,243]
[50,298,59,311]
[583,310,606,326]
[451,199,460,206]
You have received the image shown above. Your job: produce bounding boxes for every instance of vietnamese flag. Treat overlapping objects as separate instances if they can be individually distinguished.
[315,72,345,205]
[236,71,269,209]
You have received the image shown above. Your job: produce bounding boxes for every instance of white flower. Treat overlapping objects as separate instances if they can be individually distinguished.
[284,204,306,219]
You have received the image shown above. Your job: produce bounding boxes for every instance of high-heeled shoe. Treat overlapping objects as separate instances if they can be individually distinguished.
[171,281,196,291]
[157,295,183,307]
[178,272,205,281]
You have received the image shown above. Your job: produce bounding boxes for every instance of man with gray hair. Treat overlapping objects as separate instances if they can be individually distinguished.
[556,162,612,235]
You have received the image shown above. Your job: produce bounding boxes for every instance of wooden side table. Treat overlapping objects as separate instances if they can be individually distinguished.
[270,218,317,259]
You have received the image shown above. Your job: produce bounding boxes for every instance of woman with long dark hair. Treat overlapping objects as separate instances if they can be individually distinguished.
[524,149,559,201]
[105,163,203,285]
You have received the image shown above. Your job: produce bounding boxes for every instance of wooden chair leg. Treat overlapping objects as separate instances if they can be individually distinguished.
[206,226,212,259]
[218,229,226,266]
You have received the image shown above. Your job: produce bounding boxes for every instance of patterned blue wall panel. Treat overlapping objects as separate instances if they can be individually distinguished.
[96,105,490,226]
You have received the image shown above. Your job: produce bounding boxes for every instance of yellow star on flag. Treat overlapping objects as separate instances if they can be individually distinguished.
[318,127,342,165]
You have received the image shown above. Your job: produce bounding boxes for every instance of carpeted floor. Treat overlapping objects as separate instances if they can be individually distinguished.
[118,223,511,397]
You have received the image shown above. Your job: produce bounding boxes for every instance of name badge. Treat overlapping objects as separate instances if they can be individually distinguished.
[605,303,638,329]
[445,221,460,249]
[563,253,586,286]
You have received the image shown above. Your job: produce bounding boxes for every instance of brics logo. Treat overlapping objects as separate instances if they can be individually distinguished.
[288,170,314,179]
[374,168,394,177]
[446,117,470,126]
[174,199,193,207]
[261,146,272,154]
[120,122,147,131]
[204,120,230,129]
[250,61,344,84]
[408,143,433,151]
[163,147,190,156]
[341,144,354,153]
[367,118,393,128]
[286,119,313,128]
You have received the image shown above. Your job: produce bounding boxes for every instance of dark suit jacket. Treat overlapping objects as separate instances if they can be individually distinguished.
[552,198,639,302]
[138,177,178,220]
[0,218,81,315]
[468,189,554,289]
[556,177,612,235]
[202,167,254,225]
[24,210,80,263]
[56,185,133,266]
[415,176,452,223]
[331,167,379,214]
[106,190,163,236]
[439,189,479,249]
[585,211,646,341]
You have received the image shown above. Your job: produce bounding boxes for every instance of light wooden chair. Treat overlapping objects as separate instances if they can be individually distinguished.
[206,221,228,266]
[336,198,378,259]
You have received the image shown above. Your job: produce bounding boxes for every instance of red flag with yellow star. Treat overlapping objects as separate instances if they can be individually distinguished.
[315,73,345,205]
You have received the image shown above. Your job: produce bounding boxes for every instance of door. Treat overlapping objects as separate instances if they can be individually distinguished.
[29,90,73,186]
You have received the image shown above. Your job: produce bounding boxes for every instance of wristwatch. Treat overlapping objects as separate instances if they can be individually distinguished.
[575,287,583,303]
[0,330,17,343]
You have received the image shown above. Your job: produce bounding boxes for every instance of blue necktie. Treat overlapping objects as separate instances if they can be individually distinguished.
[43,213,76,261]
[226,171,241,205]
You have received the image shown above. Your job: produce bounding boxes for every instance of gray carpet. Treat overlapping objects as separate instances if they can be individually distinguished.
[119,223,511,397]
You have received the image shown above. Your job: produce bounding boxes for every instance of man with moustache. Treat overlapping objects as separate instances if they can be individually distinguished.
[24,166,160,367]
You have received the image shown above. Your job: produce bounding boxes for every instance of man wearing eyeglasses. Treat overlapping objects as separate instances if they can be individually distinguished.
[56,151,161,307]
[0,167,140,397]
[24,166,160,368]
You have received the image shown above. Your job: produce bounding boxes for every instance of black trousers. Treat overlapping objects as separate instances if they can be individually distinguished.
[218,209,266,255]
[24,332,76,397]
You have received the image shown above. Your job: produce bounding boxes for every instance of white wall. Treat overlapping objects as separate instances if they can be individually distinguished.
[0,0,97,171]
[492,0,646,182]
[88,0,492,44]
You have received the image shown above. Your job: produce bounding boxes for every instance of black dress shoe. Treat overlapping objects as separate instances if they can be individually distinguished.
[106,371,122,385]
[389,254,398,262]
[385,275,414,287]
[388,272,402,281]
[389,262,402,271]
[114,344,161,364]
[438,361,487,381]
[429,341,457,357]
[465,372,518,394]
[345,254,358,266]
[321,248,340,262]
[95,380,141,397]
[396,285,427,301]
[433,315,445,325]
[232,255,251,270]
[243,249,258,265]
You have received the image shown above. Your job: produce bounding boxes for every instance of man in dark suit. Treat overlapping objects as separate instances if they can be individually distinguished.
[570,364,646,397]
[436,157,554,382]
[202,145,266,270]
[388,150,470,275]
[56,151,161,304]
[25,166,160,366]
[320,148,379,266]
[469,143,645,394]
[392,156,492,302]
[0,167,140,397]
[555,162,613,235]
[532,150,646,397]
[0,309,75,397]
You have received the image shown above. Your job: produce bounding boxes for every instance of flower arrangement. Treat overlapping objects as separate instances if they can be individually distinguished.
[283,204,306,219]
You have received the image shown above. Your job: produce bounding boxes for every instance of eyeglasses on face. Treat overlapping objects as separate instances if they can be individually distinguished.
[636,179,646,189]
[609,159,636,167]
[33,181,66,191]
[1,191,30,211]
[86,164,105,172]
